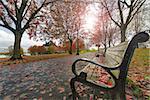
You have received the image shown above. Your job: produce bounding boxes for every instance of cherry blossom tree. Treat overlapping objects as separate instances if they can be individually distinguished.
[72,1,86,55]
[0,0,56,60]
[49,1,73,54]
[92,6,118,56]
[49,0,86,54]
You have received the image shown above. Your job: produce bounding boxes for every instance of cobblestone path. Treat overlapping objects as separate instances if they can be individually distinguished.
[0,53,95,100]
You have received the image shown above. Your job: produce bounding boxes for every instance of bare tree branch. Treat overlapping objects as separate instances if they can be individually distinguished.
[22,0,47,32]
[126,0,146,25]
[0,16,10,27]
[0,0,16,24]
[22,0,55,32]
[133,0,141,9]
[14,0,19,16]
[0,23,7,28]
[120,0,131,7]
[118,0,124,24]
[22,0,32,18]
[101,0,121,27]
[19,0,29,19]
[0,17,15,32]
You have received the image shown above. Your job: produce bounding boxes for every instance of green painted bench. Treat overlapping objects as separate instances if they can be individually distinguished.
[70,32,149,100]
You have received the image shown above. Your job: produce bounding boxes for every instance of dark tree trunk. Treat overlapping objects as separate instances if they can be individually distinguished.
[103,44,107,57]
[120,25,127,43]
[10,33,23,60]
[108,40,111,47]
[103,33,107,57]
[69,39,73,54]
[121,30,126,42]
[76,37,79,55]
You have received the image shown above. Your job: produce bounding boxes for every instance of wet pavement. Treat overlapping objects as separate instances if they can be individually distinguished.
[0,53,95,100]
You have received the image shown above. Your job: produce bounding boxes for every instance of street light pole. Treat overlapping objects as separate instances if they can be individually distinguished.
[76,31,79,55]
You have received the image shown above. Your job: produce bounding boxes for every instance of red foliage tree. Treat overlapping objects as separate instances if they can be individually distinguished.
[50,1,86,54]
[0,0,56,60]
[28,45,46,55]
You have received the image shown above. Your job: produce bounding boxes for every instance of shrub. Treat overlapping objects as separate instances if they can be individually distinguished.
[28,45,46,55]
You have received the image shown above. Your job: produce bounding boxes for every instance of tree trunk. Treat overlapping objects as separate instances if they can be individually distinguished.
[10,33,23,60]
[120,26,126,42]
[69,39,73,54]
[103,44,107,57]
[76,37,79,55]
[108,40,111,47]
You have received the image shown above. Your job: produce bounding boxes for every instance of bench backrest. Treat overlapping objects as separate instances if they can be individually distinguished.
[118,32,149,80]
[105,41,128,66]
[105,32,149,68]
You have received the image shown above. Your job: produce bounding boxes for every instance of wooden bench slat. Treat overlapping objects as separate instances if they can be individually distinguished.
[105,41,128,66]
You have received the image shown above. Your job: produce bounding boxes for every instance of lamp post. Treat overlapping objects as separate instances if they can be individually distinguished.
[76,32,79,55]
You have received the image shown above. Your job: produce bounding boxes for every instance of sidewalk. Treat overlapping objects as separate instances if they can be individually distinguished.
[0,53,95,100]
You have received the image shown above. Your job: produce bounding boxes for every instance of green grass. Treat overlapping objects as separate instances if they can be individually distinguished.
[128,48,150,98]
[80,49,97,54]
[129,48,150,77]
[130,48,150,68]
[126,78,143,98]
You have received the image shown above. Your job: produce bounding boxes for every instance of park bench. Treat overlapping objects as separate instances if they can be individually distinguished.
[70,32,149,100]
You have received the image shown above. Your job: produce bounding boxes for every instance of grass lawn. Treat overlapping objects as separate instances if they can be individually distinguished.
[130,48,150,75]
[128,48,150,98]
[0,53,71,66]
[131,48,149,66]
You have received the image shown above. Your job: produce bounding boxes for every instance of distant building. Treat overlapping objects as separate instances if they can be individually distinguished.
[43,41,65,53]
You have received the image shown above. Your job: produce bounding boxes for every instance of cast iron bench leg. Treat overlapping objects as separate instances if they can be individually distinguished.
[70,77,79,100]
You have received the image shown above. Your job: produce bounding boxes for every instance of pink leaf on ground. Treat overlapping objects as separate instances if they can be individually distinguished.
[58,87,65,93]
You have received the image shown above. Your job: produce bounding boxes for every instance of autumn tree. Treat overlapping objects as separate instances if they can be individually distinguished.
[28,45,37,55]
[50,1,75,54]
[92,6,118,56]
[101,0,146,42]
[72,1,86,55]
[28,45,46,55]
[72,37,85,52]
[49,0,86,54]
[0,0,56,60]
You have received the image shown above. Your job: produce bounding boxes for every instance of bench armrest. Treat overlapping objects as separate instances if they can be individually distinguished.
[72,58,119,80]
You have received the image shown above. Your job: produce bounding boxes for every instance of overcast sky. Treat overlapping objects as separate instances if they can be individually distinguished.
[0,29,44,52]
